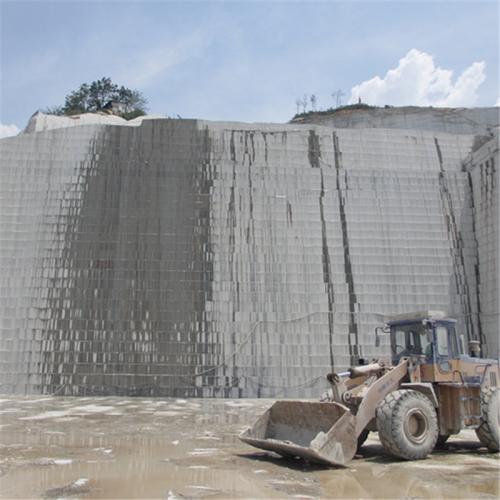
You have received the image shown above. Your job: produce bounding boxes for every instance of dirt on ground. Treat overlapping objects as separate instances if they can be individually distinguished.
[0,396,498,498]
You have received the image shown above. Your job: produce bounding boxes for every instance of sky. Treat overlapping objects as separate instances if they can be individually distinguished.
[1,0,499,137]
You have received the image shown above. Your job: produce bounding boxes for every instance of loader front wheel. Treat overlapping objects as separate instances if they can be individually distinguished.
[376,390,438,460]
[475,387,499,452]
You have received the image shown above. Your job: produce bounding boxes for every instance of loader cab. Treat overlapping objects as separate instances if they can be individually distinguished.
[387,313,460,367]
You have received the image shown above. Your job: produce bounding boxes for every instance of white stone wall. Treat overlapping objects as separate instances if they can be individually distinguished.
[464,135,499,358]
[0,117,495,397]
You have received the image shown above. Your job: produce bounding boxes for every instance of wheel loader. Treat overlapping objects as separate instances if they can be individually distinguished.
[239,311,499,466]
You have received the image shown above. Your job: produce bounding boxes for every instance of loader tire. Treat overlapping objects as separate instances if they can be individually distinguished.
[376,389,438,460]
[475,387,499,452]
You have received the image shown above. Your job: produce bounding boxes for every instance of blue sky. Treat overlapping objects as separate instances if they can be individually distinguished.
[1,0,498,135]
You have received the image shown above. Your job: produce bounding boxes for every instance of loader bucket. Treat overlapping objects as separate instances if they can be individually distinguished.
[239,400,357,466]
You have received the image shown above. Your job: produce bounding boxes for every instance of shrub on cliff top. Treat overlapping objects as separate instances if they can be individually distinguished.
[291,103,375,121]
[45,77,148,119]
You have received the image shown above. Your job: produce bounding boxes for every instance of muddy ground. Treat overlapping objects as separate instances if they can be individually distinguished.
[0,396,498,498]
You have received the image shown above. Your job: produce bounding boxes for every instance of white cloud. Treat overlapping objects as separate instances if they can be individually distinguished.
[0,123,20,138]
[349,49,486,107]
[496,97,500,107]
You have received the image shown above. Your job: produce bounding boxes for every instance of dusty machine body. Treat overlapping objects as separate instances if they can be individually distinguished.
[239,311,500,466]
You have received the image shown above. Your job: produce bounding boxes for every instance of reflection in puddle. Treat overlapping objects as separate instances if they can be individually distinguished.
[0,396,498,498]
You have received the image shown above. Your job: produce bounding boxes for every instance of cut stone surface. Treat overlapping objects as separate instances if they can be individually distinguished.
[0,112,498,396]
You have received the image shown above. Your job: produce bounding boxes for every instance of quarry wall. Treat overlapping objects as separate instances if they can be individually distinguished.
[464,135,499,358]
[0,115,497,396]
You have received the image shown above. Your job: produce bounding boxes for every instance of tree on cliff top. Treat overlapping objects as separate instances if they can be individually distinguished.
[46,77,147,119]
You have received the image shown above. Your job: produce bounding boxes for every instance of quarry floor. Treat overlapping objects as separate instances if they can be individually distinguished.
[0,396,498,499]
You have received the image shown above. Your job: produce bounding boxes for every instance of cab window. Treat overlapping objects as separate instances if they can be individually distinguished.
[435,326,449,356]
[393,329,405,349]
[391,323,431,357]
[448,326,458,356]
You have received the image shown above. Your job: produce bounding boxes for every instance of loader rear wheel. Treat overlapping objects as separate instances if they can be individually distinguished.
[475,387,499,452]
[376,389,438,460]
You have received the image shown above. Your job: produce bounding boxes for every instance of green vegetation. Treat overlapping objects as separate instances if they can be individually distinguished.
[44,77,147,119]
[291,103,376,122]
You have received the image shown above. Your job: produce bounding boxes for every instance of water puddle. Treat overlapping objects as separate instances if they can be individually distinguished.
[0,396,498,498]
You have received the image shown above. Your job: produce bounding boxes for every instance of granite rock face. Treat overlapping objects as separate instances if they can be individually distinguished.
[463,136,499,358]
[0,113,498,396]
